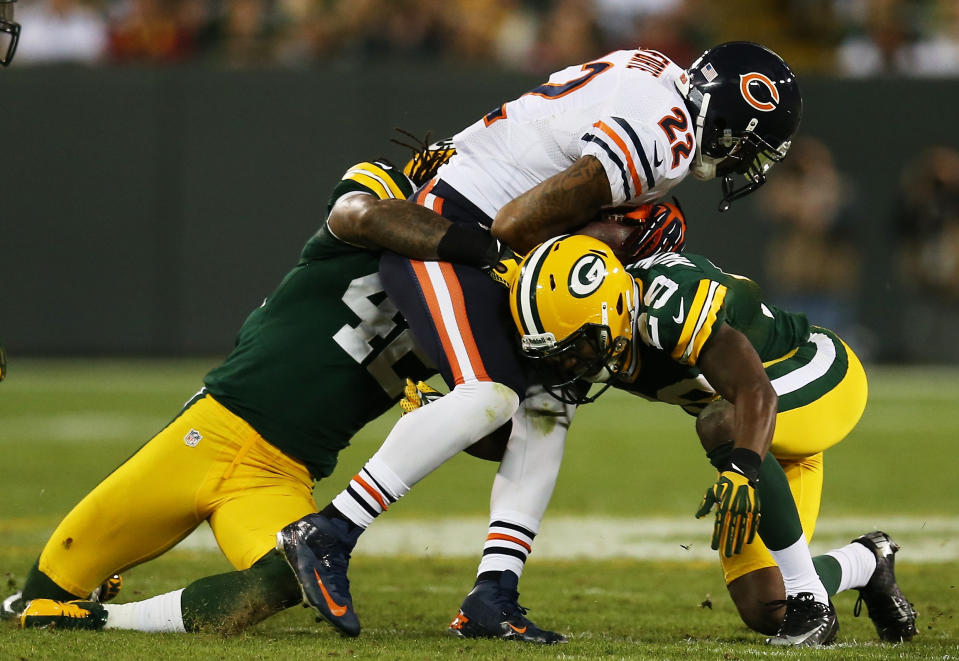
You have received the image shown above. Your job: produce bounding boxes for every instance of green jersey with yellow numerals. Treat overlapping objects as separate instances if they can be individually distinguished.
[614,251,845,415]
[203,161,434,480]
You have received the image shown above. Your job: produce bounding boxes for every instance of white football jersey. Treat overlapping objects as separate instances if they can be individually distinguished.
[439,49,696,220]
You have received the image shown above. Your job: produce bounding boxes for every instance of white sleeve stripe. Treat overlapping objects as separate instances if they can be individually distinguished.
[682,281,720,363]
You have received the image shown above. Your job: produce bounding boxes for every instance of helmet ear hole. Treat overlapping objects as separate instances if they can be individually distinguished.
[616,294,624,315]
[549,274,557,291]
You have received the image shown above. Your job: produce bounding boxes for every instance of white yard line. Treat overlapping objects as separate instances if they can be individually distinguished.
[176,515,959,562]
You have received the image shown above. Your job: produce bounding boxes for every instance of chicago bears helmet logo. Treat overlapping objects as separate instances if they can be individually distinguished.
[568,254,607,298]
[739,73,779,112]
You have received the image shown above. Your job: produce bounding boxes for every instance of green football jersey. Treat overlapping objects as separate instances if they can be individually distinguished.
[615,251,817,414]
[626,252,809,366]
[204,161,434,480]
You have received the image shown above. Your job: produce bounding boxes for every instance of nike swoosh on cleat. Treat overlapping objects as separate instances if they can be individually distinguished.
[313,569,348,617]
[508,623,528,634]
[672,298,685,324]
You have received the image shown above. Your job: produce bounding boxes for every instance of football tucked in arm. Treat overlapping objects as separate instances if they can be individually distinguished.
[576,200,687,264]
[575,205,653,263]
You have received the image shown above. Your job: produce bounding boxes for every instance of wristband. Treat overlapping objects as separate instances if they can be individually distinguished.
[436,223,498,268]
[728,447,761,485]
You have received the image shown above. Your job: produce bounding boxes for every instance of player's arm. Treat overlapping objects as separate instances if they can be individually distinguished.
[693,323,777,556]
[491,155,612,254]
[328,195,499,266]
[696,323,777,461]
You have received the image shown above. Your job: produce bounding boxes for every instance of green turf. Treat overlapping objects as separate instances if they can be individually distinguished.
[1,360,957,658]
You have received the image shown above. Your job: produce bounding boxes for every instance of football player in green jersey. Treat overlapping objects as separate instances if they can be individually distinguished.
[507,213,917,646]
[7,136,503,633]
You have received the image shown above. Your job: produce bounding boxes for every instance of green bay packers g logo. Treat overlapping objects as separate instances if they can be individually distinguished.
[739,72,779,112]
[568,254,607,298]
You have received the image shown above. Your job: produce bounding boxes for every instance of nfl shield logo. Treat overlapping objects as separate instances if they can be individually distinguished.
[184,429,203,447]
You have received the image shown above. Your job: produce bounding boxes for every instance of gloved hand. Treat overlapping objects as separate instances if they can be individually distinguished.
[400,378,443,415]
[485,244,522,289]
[695,468,760,557]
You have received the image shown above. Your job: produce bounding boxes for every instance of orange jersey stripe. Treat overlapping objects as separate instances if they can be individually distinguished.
[594,120,643,196]
[353,474,389,511]
[414,177,444,215]
[410,260,464,384]
[415,178,436,206]
[486,532,532,553]
[438,262,489,382]
[410,261,490,385]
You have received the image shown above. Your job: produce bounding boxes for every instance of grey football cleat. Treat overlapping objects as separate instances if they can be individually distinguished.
[853,531,918,642]
[765,592,838,647]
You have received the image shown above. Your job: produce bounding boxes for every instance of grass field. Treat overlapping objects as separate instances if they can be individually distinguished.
[1,359,958,659]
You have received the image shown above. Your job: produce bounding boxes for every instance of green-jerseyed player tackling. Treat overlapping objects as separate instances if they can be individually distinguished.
[5,136,503,633]
[503,206,918,646]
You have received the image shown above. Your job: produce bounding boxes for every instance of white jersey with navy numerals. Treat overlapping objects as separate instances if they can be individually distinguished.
[439,49,696,219]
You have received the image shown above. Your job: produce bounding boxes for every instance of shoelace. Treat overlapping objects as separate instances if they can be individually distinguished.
[853,591,916,621]
[767,596,827,623]
[853,594,865,617]
[494,588,531,620]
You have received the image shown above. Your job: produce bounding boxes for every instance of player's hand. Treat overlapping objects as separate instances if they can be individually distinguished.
[486,245,521,289]
[400,378,443,415]
[695,469,760,557]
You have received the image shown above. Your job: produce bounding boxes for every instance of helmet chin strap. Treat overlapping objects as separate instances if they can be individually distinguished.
[688,91,713,181]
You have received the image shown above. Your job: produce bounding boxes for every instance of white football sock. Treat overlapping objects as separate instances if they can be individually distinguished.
[826,541,878,593]
[477,386,573,578]
[334,380,518,528]
[769,536,830,604]
[102,589,185,632]
[332,457,409,528]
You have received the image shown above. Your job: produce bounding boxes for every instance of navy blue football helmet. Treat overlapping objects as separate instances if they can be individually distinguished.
[677,42,803,211]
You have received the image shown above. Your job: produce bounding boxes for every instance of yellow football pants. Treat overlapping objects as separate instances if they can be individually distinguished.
[38,394,316,597]
[721,340,868,584]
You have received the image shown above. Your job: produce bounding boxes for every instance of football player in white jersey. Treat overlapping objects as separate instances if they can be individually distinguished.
[280,42,803,643]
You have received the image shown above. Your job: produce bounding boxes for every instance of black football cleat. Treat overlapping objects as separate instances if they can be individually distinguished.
[90,574,123,603]
[19,599,107,630]
[448,571,568,644]
[276,513,361,637]
[853,530,918,642]
[1,592,24,621]
[765,592,838,647]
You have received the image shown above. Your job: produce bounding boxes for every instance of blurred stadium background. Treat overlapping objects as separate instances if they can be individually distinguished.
[2,0,959,362]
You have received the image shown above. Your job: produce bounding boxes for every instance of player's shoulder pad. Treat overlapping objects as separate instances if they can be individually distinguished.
[634,255,728,365]
[327,160,415,211]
